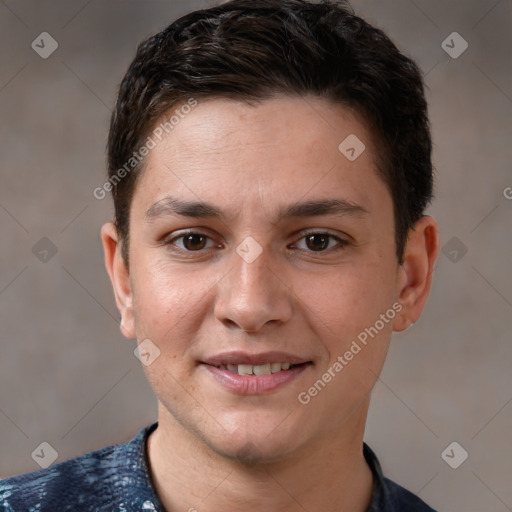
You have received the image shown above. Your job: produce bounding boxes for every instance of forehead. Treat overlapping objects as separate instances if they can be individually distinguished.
[152,95,374,166]
[132,95,390,222]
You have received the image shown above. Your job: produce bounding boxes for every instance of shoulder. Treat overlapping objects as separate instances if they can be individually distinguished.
[1,444,119,510]
[0,424,159,512]
[379,477,437,512]
[363,443,437,512]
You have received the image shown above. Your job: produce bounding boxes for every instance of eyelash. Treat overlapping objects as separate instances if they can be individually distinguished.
[165,230,349,255]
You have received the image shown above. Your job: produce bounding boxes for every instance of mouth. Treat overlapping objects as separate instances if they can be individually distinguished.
[201,351,312,395]
[214,362,303,375]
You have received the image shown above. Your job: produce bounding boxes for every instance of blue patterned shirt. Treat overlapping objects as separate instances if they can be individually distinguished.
[1,423,436,511]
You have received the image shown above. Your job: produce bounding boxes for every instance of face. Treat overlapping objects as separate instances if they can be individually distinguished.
[105,95,415,463]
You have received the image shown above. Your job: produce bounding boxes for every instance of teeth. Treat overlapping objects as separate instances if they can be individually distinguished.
[222,363,294,375]
[253,363,271,375]
[238,364,253,375]
[270,362,282,373]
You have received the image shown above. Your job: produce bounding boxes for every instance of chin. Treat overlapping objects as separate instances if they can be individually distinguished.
[158,392,316,465]
[210,435,296,466]
[202,411,308,466]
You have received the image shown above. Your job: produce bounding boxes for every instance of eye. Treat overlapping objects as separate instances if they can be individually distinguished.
[293,232,348,253]
[168,231,217,252]
[165,230,348,254]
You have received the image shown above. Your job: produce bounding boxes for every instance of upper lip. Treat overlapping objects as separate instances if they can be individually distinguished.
[202,351,310,366]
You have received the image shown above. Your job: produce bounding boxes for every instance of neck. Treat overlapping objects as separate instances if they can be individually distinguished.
[147,401,373,512]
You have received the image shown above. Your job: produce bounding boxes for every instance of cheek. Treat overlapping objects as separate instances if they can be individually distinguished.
[129,257,213,343]
[294,259,397,341]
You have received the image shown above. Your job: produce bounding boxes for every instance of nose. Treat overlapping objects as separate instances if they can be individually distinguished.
[213,245,293,334]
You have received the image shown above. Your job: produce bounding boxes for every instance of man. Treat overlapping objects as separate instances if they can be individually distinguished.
[1,0,439,510]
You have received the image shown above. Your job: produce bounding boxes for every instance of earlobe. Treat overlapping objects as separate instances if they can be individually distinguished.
[393,216,439,332]
[100,222,136,339]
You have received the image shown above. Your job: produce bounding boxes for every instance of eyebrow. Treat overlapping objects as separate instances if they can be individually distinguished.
[144,196,368,223]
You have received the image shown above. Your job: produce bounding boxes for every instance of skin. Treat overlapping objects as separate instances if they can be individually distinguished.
[101,95,439,511]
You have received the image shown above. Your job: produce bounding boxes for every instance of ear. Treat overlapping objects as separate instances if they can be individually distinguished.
[101,222,135,339]
[393,216,439,332]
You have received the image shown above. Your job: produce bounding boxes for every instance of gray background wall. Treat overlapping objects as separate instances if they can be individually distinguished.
[1,1,511,510]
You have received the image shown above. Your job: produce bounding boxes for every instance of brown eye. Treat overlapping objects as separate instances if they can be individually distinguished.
[167,231,216,252]
[293,232,347,253]
[181,234,208,251]
[305,234,330,252]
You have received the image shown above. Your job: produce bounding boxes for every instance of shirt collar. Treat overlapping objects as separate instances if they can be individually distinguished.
[125,424,400,511]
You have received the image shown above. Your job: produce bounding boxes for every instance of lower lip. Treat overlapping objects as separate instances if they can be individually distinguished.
[202,363,310,395]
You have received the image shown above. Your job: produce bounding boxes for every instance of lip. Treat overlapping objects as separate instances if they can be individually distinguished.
[200,351,312,395]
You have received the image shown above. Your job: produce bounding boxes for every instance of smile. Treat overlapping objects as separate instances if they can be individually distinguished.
[202,353,312,394]
[216,362,293,375]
